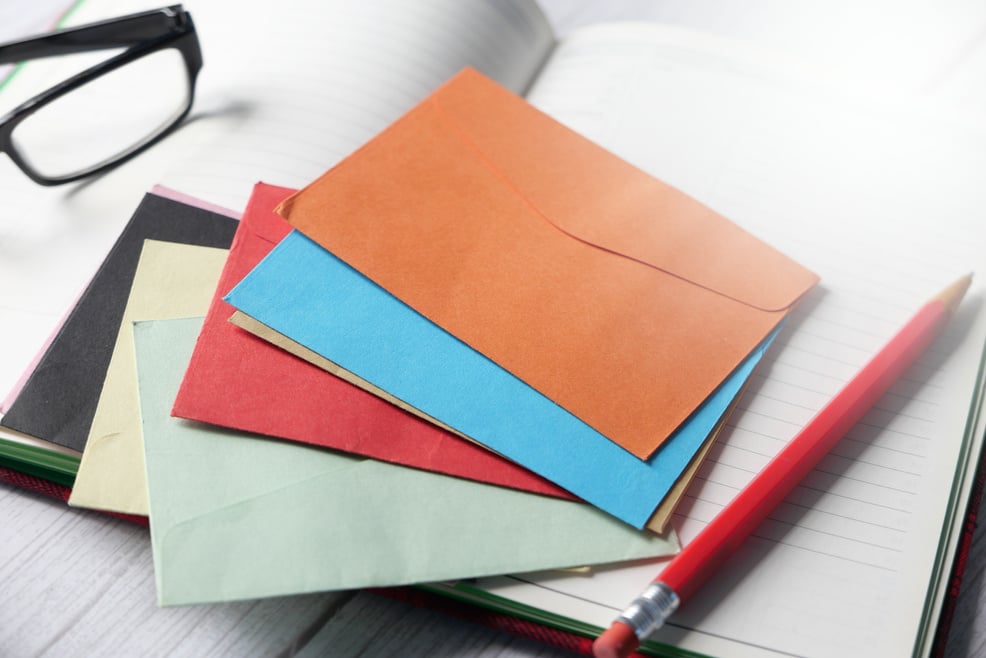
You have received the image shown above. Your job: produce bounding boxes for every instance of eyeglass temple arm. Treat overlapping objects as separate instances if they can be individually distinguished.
[0,5,190,66]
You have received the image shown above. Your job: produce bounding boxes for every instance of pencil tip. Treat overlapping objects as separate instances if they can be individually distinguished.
[935,274,973,315]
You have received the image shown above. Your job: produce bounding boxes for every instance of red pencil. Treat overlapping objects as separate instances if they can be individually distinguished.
[593,274,973,658]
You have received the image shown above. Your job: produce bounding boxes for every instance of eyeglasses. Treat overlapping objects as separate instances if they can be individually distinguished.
[0,5,201,186]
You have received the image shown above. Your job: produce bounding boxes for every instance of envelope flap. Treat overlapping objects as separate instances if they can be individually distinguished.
[244,183,296,245]
[275,69,820,460]
[429,69,817,311]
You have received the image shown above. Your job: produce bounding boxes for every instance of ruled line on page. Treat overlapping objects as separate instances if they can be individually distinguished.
[476,22,986,657]
[157,0,556,212]
[0,0,557,406]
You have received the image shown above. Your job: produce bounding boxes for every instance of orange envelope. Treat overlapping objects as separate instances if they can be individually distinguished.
[277,68,819,460]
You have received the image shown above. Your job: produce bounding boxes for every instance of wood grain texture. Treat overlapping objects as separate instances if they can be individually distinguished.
[3,2,986,657]
[0,485,357,657]
[0,483,589,657]
[3,480,985,657]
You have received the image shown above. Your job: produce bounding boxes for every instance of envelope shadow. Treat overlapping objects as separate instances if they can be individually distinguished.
[635,287,982,638]
[762,290,983,535]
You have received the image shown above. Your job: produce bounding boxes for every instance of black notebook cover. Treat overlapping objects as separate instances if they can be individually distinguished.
[1,193,238,452]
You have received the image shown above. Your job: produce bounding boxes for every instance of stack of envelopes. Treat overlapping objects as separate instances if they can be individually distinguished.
[221,68,817,528]
[8,68,818,606]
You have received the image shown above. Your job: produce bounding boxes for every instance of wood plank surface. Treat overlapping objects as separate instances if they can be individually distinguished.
[3,2,985,656]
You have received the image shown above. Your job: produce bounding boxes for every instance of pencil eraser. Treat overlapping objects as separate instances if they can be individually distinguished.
[593,621,639,658]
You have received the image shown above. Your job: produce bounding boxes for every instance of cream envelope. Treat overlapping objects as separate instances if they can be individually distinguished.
[277,67,819,460]
[69,241,228,514]
[135,317,678,606]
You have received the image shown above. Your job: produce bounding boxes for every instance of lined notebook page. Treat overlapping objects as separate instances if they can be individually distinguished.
[0,0,70,85]
[472,24,986,658]
[0,0,553,413]
[155,0,555,210]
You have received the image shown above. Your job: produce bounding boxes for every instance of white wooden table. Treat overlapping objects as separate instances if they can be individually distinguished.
[3,2,986,656]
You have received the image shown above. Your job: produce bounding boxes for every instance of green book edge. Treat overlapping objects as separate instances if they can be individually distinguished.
[419,581,708,658]
[0,439,79,487]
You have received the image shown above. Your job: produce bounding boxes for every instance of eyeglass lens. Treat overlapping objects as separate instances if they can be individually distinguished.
[11,47,190,180]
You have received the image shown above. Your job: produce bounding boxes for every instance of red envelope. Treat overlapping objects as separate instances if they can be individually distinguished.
[172,182,572,499]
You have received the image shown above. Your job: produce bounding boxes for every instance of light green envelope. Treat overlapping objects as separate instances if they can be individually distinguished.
[69,240,229,515]
[135,317,678,606]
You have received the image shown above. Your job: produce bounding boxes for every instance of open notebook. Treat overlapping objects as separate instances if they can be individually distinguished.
[1,1,984,657]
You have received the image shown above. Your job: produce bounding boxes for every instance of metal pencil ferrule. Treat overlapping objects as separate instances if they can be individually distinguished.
[615,581,680,640]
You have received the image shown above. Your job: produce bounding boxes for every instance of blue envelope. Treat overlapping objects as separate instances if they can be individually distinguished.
[225,231,775,528]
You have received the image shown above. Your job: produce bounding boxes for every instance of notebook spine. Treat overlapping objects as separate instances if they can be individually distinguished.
[373,586,653,657]
[0,465,148,527]
[931,440,986,658]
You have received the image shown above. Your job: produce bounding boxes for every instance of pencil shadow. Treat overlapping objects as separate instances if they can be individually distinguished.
[671,289,984,632]
[626,286,984,638]
[759,286,982,518]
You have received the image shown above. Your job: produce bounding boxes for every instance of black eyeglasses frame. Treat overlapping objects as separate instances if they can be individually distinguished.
[0,5,201,185]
